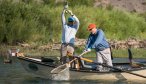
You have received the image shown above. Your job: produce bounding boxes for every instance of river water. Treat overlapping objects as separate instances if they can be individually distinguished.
[0,56,146,84]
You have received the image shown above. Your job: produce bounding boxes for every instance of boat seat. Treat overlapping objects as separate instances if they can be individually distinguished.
[80,58,97,70]
[41,57,55,62]
[72,55,97,70]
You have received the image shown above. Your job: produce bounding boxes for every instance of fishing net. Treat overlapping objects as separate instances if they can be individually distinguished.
[51,64,70,80]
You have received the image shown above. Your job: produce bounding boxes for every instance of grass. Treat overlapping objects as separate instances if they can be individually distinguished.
[75,47,146,59]
[112,48,146,58]
[1,45,146,59]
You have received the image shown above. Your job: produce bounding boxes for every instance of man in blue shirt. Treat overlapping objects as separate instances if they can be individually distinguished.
[84,23,113,71]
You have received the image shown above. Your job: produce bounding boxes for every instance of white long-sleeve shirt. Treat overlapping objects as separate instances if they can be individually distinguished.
[61,10,80,44]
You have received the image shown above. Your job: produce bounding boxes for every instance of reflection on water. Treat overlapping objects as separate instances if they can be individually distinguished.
[0,56,146,84]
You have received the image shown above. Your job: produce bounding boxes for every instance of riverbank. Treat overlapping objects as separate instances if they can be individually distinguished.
[0,38,146,58]
[11,38,146,50]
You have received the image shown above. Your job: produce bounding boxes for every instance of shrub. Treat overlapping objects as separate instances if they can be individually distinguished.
[0,0,146,45]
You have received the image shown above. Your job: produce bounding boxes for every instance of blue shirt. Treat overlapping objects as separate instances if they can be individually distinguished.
[85,29,109,51]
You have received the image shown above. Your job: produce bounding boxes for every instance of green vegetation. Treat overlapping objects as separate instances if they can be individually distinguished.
[0,0,146,44]
[75,46,146,58]
[0,0,145,60]
[0,45,145,58]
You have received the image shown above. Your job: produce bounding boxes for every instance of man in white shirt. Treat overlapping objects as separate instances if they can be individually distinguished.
[60,8,80,64]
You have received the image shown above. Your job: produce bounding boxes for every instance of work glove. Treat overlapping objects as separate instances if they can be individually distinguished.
[64,5,68,9]
[67,10,74,16]
[64,9,68,14]
[83,48,91,53]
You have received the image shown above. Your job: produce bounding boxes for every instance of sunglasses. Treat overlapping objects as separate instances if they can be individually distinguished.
[88,28,93,31]
[68,21,74,22]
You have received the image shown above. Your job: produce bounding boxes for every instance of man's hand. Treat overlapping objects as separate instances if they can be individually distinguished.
[83,48,91,53]
[64,9,68,14]
[67,10,74,16]
[64,4,68,9]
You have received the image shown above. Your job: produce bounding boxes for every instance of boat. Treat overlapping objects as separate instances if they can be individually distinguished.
[16,55,146,81]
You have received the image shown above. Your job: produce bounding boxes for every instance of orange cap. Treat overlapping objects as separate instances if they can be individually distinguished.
[87,23,96,31]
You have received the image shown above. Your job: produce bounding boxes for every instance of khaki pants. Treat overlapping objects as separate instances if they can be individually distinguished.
[60,43,74,64]
[96,48,113,71]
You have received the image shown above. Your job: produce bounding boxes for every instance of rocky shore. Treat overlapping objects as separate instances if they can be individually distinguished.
[20,38,146,50]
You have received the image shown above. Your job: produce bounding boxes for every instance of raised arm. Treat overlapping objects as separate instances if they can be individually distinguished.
[73,15,80,30]
[67,10,80,30]
[61,9,67,28]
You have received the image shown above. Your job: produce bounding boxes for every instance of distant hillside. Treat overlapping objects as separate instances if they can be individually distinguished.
[95,0,146,13]
[55,0,146,13]
[13,0,146,13]
[56,0,146,13]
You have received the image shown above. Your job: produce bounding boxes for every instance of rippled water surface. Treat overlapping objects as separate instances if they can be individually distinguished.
[0,56,146,84]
